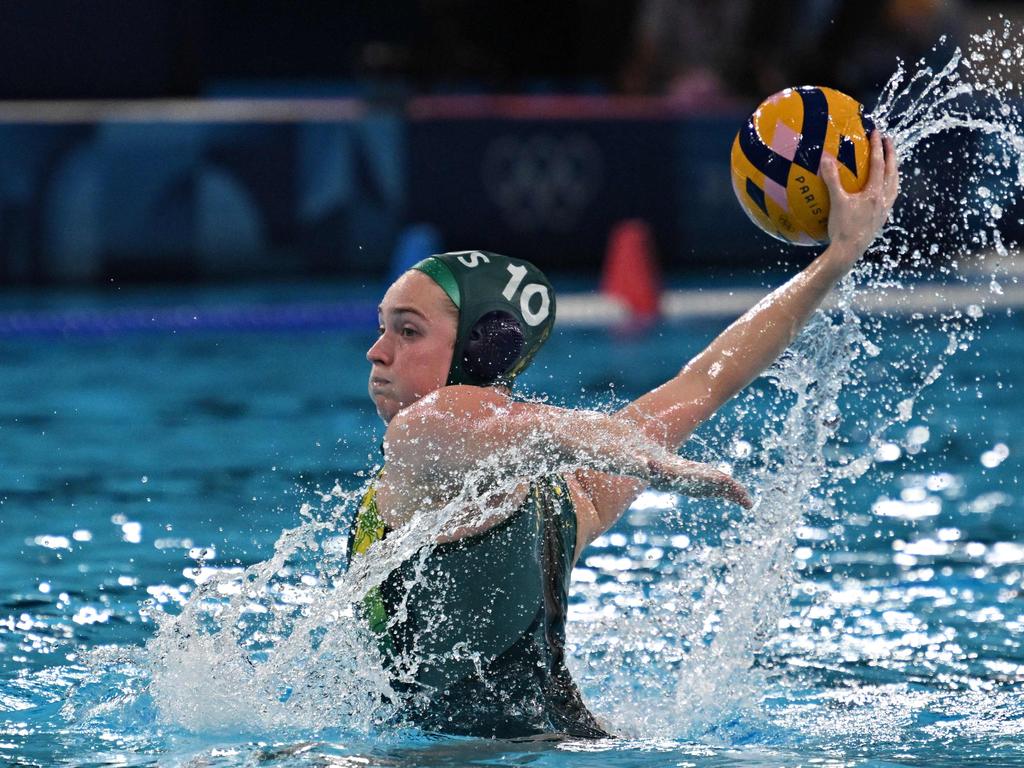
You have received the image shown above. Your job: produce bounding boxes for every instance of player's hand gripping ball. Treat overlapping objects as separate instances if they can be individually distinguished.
[731,86,875,246]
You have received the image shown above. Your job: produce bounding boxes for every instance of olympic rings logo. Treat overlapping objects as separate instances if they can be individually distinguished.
[482,133,603,233]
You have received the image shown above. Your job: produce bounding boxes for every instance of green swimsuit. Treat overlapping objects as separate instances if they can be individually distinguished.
[349,475,608,739]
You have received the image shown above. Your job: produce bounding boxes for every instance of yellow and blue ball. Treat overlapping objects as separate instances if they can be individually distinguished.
[731,86,874,246]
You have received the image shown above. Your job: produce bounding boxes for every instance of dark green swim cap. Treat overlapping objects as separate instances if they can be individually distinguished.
[411,251,556,387]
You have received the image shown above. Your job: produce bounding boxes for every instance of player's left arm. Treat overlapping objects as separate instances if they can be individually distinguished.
[575,131,901,542]
[377,385,751,536]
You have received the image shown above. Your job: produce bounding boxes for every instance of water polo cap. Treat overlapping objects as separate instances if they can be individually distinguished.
[411,251,556,387]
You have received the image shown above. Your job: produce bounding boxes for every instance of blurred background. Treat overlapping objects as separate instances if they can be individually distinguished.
[0,0,1015,287]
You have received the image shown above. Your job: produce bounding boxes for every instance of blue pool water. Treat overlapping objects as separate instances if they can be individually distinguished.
[0,276,1022,766]
[6,23,1024,765]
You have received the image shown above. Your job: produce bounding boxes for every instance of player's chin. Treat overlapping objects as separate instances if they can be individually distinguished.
[369,390,397,423]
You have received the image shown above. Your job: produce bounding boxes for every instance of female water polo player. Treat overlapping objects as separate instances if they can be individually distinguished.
[350,130,900,738]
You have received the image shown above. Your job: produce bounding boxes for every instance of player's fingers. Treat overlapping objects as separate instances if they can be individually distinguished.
[726,479,754,509]
[883,136,900,205]
[884,135,898,178]
[699,467,753,509]
[819,153,843,199]
[867,129,885,191]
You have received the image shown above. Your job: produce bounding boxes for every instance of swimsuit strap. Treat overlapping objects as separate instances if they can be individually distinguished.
[350,474,392,653]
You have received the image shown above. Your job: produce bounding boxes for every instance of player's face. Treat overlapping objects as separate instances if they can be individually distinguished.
[367,271,458,422]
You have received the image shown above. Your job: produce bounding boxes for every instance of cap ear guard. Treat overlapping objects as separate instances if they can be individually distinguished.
[460,311,525,385]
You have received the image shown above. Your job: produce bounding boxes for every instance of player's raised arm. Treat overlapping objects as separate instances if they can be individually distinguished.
[577,131,900,541]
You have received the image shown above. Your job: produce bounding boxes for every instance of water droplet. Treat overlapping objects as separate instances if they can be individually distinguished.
[121,522,142,544]
[897,398,915,422]
[981,443,1010,468]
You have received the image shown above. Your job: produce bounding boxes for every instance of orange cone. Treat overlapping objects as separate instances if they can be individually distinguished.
[600,219,662,320]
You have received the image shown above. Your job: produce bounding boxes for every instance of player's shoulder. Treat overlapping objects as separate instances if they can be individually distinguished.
[386,385,511,437]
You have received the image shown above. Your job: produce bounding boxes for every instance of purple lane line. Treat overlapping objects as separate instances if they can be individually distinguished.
[0,302,379,338]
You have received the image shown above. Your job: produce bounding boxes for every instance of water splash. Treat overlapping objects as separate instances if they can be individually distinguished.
[138,448,620,735]
[140,484,408,735]
[574,21,1024,738]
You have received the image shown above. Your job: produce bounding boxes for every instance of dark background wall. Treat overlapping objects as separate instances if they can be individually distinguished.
[0,1,639,100]
[0,0,1009,285]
